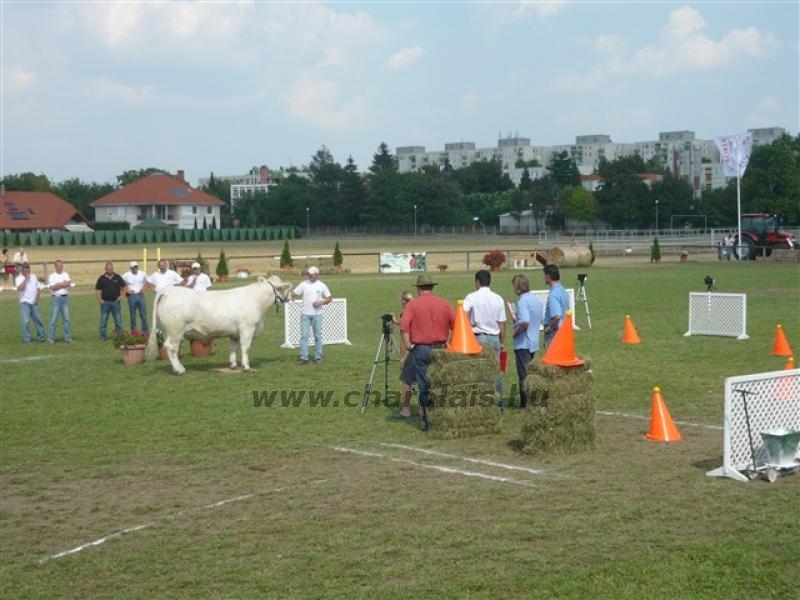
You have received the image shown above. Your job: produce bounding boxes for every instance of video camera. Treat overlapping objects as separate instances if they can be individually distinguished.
[577,273,588,284]
[704,275,715,292]
[381,313,395,335]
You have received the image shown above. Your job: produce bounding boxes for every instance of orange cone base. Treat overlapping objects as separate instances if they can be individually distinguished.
[771,325,793,357]
[448,300,483,355]
[644,387,682,442]
[622,315,641,345]
[784,357,795,370]
[541,312,585,367]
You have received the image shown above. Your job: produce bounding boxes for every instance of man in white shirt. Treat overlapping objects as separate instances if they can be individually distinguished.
[147,259,184,294]
[15,264,46,343]
[185,262,212,292]
[463,269,506,406]
[12,247,28,275]
[292,266,332,364]
[47,259,73,343]
[123,261,149,332]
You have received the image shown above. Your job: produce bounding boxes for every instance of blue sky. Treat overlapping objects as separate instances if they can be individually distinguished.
[2,1,797,186]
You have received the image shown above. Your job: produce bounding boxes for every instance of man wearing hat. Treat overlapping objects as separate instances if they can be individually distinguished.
[122,261,148,333]
[186,262,212,292]
[400,274,455,429]
[291,266,332,365]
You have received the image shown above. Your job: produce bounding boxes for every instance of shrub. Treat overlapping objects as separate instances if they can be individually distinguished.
[216,250,229,278]
[112,330,148,348]
[589,242,596,264]
[333,241,343,267]
[651,237,661,263]
[482,250,506,268]
[280,240,293,268]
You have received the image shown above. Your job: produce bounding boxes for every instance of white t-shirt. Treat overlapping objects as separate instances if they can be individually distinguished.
[48,271,72,296]
[147,269,183,293]
[15,273,40,304]
[293,279,331,316]
[186,273,212,292]
[123,270,147,294]
[463,286,506,336]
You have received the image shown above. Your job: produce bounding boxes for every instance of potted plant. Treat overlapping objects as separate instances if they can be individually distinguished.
[189,336,214,357]
[113,330,148,365]
[482,250,506,271]
[216,250,229,282]
[650,238,661,263]
[680,250,689,263]
[280,240,293,269]
[155,330,173,361]
[333,241,343,269]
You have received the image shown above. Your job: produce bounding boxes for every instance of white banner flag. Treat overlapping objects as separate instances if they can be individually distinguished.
[715,132,753,177]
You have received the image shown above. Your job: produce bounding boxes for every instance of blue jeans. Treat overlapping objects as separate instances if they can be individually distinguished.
[20,302,45,342]
[127,294,148,332]
[48,295,72,341]
[299,313,324,361]
[475,333,503,407]
[408,344,436,408]
[99,300,123,340]
[514,348,534,408]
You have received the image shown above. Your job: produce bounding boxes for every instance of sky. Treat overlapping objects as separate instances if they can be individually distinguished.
[2,1,798,186]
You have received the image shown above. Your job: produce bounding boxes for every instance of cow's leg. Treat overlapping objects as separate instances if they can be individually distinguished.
[239,329,255,371]
[228,337,240,369]
[165,336,186,375]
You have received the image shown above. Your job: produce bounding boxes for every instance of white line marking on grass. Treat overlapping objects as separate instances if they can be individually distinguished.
[596,411,722,431]
[48,524,151,560]
[333,446,535,487]
[204,493,255,509]
[0,355,52,364]
[380,443,545,474]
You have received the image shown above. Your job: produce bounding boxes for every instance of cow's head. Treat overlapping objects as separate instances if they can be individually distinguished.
[259,275,292,304]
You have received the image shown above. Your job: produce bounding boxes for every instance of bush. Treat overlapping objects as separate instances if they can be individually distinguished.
[482,250,506,268]
[333,241,343,267]
[280,240,293,268]
[216,250,229,278]
[651,237,661,263]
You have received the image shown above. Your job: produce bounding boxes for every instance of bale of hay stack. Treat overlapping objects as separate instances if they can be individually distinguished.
[426,347,502,439]
[519,359,595,454]
[546,245,592,268]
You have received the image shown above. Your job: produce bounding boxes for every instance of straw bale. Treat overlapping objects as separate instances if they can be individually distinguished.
[519,361,595,454]
[427,404,502,440]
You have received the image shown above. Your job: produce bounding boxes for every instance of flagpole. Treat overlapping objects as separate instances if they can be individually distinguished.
[735,139,742,260]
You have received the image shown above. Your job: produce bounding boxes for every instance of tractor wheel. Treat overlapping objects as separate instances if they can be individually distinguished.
[736,237,757,260]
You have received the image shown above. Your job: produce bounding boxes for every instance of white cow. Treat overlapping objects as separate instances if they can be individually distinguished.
[146,275,292,374]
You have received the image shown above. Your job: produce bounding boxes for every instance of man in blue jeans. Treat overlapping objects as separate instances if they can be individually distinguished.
[15,264,46,343]
[47,259,73,343]
[292,266,332,364]
[94,262,126,341]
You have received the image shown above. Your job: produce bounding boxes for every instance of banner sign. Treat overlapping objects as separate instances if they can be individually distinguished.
[379,252,427,273]
[715,132,753,178]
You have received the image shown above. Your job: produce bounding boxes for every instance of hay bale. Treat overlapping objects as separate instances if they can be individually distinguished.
[426,347,501,438]
[547,245,592,268]
[519,360,595,455]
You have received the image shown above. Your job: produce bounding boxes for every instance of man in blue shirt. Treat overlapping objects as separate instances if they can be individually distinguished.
[511,274,543,408]
[543,264,569,350]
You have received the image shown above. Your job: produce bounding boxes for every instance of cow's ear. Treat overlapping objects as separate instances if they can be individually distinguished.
[257,276,267,283]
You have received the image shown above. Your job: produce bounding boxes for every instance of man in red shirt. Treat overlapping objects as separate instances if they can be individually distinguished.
[400,274,455,430]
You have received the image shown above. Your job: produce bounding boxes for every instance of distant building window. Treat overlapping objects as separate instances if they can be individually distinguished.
[207,206,213,214]
[156,206,166,220]
[117,206,125,217]
[182,206,194,216]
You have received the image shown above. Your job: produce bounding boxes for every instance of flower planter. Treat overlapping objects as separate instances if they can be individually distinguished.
[158,343,170,361]
[120,344,146,365]
[190,339,213,357]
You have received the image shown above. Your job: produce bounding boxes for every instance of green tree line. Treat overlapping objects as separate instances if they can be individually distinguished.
[3,135,798,230]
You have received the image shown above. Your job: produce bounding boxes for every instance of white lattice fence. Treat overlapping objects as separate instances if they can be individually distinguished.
[531,289,579,330]
[707,369,800,482]
[281,299,352,348]
[684,292,748,339]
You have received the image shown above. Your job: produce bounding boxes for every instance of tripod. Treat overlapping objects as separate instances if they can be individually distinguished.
[362,320,400,413]
[576,278,592,329]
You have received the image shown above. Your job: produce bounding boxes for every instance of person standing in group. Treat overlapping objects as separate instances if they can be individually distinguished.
[15,264,46,343]
[510,274,543,409]
[463,269,506,406]
[13,247,29,275]
[47,259,73,343]
[147,259,183,294]
[122,261,148,333]
[400,274,455,430]
[392,290,417,419]
[185,262,212,291]
[543,264,570,350]
[292,266,332,365]
[95,262,126,341]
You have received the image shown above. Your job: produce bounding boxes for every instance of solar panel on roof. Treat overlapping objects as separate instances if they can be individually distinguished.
[12,214,29,220]
[28,208,35,215]
[171,187,189,197]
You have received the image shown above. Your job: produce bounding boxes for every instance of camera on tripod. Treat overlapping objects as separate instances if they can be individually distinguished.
[381,313,395,334]
[704,275,715,292]
[577,273,588,284]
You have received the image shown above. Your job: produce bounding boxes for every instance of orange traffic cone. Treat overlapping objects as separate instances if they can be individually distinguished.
[541,311,585,367]
[448,300,483,355]
[622,315,641,345]
[784,357,795,370]
[771,324,793,357]
[645,387,682,442]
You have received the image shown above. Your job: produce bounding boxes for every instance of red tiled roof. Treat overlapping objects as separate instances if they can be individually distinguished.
[0,191,91,231]
[91,173,225,207]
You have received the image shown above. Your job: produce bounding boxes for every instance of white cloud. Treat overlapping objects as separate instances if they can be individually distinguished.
[3,65,37,93]
[484,0,567,29]
[590,34,626,55]
[92,79,157,105]
[385,47,424,70]
[284,72,367,130]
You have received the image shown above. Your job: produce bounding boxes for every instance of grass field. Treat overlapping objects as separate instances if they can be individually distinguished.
[1,240,799,599]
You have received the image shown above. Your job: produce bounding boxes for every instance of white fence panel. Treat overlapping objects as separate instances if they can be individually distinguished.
[281,299,352,349]
[684,292,748,339]
[531,289,579,330]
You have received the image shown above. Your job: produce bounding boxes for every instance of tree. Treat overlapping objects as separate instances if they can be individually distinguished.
[308,146,343,224]
[558,186,600,226]
[452,159,514,195]
[649,172,694,228]
[280,240,293,268]
[595,155,650,228]
[333,241,343,267]
[340,156,366,225]
[53,178,115,222]
[0,172,52,191]
[741,134,800,223]
[546,151,580,191]
[116,168,168,187]
[369,142,396,173]
[518,167,533,191]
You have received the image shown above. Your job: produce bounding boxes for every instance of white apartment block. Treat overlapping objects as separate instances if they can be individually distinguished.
[397,127,786,198]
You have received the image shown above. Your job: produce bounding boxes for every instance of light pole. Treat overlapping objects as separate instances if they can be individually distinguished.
[655,200,659,232]
[414,204,417,239]
[305,207,310,237]
[528,202,533,236]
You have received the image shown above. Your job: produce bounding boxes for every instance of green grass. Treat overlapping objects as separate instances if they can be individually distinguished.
[1,258,799,598]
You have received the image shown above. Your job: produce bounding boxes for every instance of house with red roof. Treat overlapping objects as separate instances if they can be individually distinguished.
[91,170,224,229]
[0,185,92,232]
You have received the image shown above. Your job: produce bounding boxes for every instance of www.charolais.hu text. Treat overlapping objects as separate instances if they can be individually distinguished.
[252,386,520,409]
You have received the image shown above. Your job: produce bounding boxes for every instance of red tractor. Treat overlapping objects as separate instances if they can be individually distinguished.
[735,212,797,260]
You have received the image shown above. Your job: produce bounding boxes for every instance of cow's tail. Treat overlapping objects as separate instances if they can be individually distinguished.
[145,291,163,362]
